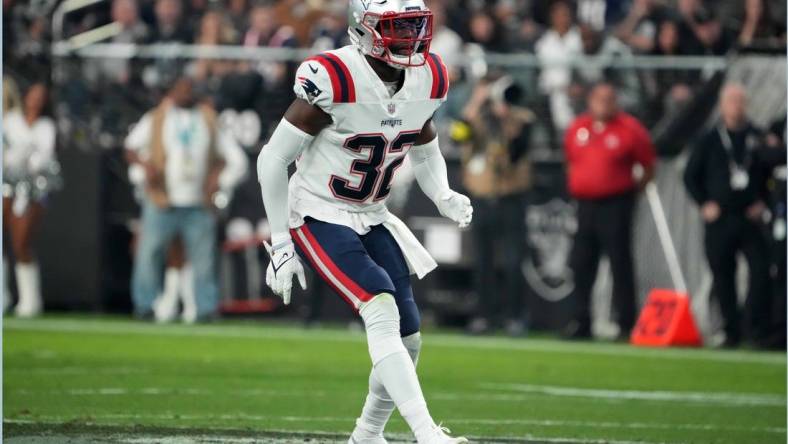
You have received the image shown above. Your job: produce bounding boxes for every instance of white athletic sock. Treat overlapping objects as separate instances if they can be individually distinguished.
[355,332,422,437]
[360,295,435,442]
[374,353,435,442]
[14,262,42,317]
[154,267,181,322]
[179,265,196,323]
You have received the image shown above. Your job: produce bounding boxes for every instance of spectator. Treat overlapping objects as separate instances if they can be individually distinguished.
[576,0,630,30]
[183,0,209,30]
[571,24,641,115]
[683,83,770,348]
[142,0,191,90]
[428,1,470,127]
[736,0,785,48]
[272,0,323,46]
[243,2,296,49]
[641,19,699,124]
[535,0,582,135]
[615,0,670,53]
[128,160,195,323]
[226,0,249,33]
[468,9,508,52]
[87,0,149,86]
[307,5,348,52]
[124,76,248,321]
[12,14,50,75]
[492,0,535,50]
[242,3,298,139]
[2,82,58,317]
[191,10,239,97]
[149,0,190,43]
[679,5,735,55]
[427,1,463,69]
[460,76,534,336]
[562,82,656,340]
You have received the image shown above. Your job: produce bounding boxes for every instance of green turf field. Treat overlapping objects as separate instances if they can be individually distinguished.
[3,316,786,443]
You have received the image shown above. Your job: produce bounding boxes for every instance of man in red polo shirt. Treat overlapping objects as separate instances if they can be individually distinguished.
[562,82,656,340]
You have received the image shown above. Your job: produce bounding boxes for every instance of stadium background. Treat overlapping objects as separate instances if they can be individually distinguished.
[3,0,787,337]
[3,1,788,443]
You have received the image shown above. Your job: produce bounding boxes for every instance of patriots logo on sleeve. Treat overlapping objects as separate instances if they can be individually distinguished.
[298,76,322,103]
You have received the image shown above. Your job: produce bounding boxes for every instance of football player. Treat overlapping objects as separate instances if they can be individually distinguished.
[257,1,472,443]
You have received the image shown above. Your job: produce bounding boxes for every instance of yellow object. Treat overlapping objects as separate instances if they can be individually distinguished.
[449,120,472,143]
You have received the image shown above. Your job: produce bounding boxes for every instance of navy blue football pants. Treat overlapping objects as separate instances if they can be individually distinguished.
[290,217,420,337]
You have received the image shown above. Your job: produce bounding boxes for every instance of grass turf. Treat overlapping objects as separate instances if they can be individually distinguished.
[3,316,786,443]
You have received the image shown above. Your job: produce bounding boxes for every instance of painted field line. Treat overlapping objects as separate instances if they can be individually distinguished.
[11,387,329,397]
[5,318,785,365]
[2,418,687,444]
[9,386,687,410]
[483,383,786,407]
[5,413,782,435]
[460,418,785,434]
[14,385,780,411]
[5,366,148,375]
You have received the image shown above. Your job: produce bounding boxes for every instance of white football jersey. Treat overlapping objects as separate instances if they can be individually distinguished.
[287,45,448,234]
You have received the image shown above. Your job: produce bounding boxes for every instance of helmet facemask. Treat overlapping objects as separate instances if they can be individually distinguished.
[360,10,433,69]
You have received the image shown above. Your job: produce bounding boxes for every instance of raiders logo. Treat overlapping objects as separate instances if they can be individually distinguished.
[522,198,577,302]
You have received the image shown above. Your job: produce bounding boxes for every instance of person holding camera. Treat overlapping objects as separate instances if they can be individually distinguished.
[458,76,534,336]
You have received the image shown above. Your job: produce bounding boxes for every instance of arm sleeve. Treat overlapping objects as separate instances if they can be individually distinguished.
[683,137,707,204]
[216,127,249,191]
[257,118,314,243]
[407,136,451,204]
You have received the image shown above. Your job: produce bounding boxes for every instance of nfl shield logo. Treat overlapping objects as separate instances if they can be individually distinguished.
[387,103,396,115]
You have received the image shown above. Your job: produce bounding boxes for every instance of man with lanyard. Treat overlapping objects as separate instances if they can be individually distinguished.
[684,83,770,348]
[125,76,248,322]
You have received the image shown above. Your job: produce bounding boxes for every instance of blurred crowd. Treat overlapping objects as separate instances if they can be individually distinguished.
[4,0,787,141]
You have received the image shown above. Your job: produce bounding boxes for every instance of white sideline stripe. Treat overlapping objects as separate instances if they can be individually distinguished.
[17,385,779,410]
[5,318,785,365]
[5,413,783,435]
[294,228,361,307]
[484,383,786,407]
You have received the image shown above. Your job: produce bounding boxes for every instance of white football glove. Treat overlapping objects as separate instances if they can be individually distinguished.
[263,239,307,305]
[436,190,473,228]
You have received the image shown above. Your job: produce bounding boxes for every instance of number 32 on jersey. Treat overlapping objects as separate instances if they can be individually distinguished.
[330,131,420,202]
